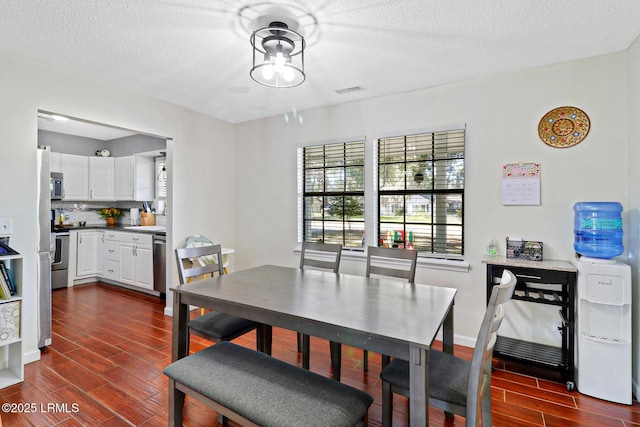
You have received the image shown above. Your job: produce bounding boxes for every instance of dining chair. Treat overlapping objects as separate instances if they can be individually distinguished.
[183,234,230,274]
[298,241,343,379]
[175,244,259,352]
[362,245,418,372]
[379,269,517,427]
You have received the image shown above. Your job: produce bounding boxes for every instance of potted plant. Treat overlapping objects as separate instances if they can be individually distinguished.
[97,207,123,226]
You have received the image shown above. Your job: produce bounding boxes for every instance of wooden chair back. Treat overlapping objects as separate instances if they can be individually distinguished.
[365,246,417,282]
[300,241,342,273]
[175,244,224,285]
[467,269,516,423]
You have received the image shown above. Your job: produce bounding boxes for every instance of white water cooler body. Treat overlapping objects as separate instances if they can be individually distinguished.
[572,257,631,404]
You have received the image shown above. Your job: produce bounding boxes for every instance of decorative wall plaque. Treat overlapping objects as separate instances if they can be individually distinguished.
[538,106,590,148]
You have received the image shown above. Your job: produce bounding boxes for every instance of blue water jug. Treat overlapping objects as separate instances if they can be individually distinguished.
[573,202,623,258]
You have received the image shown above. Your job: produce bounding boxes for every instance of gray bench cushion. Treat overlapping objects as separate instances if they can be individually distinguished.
[164,342,373,427]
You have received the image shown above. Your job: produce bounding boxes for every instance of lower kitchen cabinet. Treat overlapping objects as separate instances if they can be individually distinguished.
[103,238,120,281]
[76,230,103,277]
[74,229,156,292]
[117,233,153,290]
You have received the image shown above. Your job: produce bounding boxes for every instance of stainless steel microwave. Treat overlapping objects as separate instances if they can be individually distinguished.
[50,172,64,200]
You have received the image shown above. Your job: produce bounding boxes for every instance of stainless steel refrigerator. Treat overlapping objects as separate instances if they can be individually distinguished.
[36,146,52,348]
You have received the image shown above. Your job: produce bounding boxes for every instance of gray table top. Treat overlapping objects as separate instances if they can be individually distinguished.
[172,264,457,354]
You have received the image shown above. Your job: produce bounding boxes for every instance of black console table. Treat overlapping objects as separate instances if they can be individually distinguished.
[483,256,577,390]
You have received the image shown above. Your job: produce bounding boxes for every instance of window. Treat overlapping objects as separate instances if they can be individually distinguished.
[377,129,465,256]
[302,140,365,247]
[155,156,167,199]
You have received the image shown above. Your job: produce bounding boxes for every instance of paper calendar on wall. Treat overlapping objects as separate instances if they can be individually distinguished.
[501,163,541,205]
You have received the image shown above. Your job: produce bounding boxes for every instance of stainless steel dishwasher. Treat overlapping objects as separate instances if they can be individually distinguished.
[153,234,166,296]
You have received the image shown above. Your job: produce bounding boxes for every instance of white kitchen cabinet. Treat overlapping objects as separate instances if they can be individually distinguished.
[61,153,89,200]
[0,254,24,388]
[115,155,154,201]
[117,233,153,290]
[89,157,115,200]
[103,232,120,281]
[50,151,62,173]
[95,231,104,276]
[134,244,154,288]
[73,230,155,291]
[76,230,101,277]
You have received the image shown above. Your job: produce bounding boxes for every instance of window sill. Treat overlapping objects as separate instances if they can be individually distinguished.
[294,247,470,273]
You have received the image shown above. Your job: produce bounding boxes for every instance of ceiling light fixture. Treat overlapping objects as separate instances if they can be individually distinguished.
[250,21,305,88]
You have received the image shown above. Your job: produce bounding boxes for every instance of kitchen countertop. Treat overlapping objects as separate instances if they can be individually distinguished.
[53,224,166,235]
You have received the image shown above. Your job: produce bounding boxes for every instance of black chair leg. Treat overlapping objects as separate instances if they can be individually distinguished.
[363,349,368,372]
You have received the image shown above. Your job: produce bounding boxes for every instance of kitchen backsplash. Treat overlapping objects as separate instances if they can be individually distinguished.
[52,200,166,226]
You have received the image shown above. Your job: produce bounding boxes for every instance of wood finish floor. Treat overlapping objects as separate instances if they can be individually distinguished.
[0,282,638,426]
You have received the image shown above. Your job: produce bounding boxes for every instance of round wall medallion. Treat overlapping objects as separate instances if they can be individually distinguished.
[538,106,590,148]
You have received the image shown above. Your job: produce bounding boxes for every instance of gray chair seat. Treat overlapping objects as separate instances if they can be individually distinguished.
[189,311,258,340]
[165,342,373,427]
[380,350,470,408]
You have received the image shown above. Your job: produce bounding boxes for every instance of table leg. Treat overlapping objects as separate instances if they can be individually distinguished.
[172,292,189,362]
[257,324,273,355]
[302,334,310,369]
[330,341,341,381]
[443,301,455,355]
[409,346,428,426]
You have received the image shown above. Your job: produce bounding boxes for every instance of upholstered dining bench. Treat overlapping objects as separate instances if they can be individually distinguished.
[164,341,374,427]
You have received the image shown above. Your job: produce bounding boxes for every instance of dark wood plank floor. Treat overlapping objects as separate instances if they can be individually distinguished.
[0,282,638,426]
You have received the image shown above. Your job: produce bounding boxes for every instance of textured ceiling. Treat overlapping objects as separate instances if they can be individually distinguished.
[3,1,640,124]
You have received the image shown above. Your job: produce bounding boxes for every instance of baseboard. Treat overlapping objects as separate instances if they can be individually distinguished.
[24,348,42,365]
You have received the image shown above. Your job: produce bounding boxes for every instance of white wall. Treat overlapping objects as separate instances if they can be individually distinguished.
[626,35,640,397]
[235,52,629,346]
[0,52,235,362]
[0,44,633,373]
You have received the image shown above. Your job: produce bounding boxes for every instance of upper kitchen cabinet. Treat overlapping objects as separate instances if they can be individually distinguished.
[61,153,89,200]
[115,155,154,201]
[89,157,115,200]
[50,151,62,173]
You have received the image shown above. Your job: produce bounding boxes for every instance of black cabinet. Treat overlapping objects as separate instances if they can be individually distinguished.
[484,257,577,390]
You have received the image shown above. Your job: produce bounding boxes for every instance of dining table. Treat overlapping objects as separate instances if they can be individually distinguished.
[171,264,457,426]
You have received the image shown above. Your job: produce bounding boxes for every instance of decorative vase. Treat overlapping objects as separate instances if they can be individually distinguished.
[106,217,116,226]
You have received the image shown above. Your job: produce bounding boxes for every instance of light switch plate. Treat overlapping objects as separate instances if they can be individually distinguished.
[0,219,12,235]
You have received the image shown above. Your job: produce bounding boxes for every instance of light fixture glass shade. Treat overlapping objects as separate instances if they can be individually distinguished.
[250,21,305,88]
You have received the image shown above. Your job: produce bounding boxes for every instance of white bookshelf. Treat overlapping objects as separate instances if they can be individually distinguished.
[0,254,23,388]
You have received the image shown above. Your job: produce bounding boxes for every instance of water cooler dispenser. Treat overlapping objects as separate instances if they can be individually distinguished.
[572,257,631,404]
[572,201,631,404]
